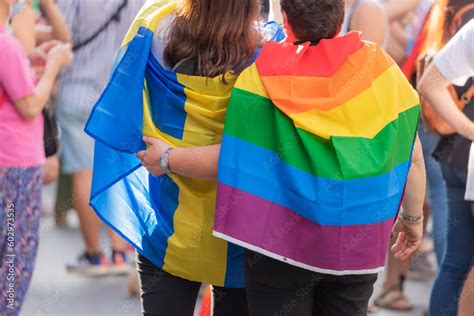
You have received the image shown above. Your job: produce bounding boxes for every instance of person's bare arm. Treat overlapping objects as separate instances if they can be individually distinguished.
[36,0,71,44]
[15,44,72,120]
[350,3,387,45]
[269,0,283,24]
[170,145,221,181]
[391,135,425,259]
[385,0,420,22]
[402,135,426,217]
[137,137,220,181]
[386,22,410,64]
[418,64,474,140]
[11,4,37,52]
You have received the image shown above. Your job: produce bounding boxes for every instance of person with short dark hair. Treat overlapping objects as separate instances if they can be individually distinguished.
[281,0,345,41]
[214,0,425,314]
[126,1,425,315]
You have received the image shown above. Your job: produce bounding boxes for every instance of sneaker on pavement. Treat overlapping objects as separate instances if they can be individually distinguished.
[109,250,130,275]
[66,252,111,277]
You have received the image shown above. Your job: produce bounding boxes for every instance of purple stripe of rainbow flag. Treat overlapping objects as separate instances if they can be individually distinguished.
[215,184,395,273]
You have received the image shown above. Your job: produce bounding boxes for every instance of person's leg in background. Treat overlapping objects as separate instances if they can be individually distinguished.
[429,163,474,316]
[371,239,413,311]
[136,253,201,315]
[43,154,59,185]
[57,109,127,275]
[72,169,101,254]
[0,167,43,315]
[54,172,73,227]
[67,168,128,274]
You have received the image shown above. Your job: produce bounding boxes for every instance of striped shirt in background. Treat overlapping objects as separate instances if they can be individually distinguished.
[55,0,145,119]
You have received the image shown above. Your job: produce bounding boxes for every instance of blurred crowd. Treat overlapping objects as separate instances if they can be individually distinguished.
[0,0,472,315]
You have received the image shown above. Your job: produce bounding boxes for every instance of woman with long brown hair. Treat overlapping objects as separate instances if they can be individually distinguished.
[85,0,283,315]
[137,0,259,314]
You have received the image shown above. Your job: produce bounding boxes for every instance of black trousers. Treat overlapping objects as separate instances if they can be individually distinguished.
[137,254,249,316]
[245,251,377,316]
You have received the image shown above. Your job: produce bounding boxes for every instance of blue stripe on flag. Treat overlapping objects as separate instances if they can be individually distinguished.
[148,174,180,266]
[224,242,245,288]
[85,26,153,154]
[145,54,188,140]
[218,134,408,226]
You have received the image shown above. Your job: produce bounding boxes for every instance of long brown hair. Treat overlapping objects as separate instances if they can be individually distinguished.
[164,0,261,80]
[423,0,473,53]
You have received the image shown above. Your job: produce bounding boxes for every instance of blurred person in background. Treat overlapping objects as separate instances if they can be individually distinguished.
[418,18,474,316]
[342,0,389,47]
[10,0,70,51]
[54,0,144,276]
[0,0,72,314]
[385,0,420,22]
[32,0,71,186]
[11,0,70,187]
[385,0,433,65]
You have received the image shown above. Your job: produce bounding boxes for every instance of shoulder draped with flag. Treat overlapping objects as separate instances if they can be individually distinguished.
[214,32,421,275]
[84,1,284,287]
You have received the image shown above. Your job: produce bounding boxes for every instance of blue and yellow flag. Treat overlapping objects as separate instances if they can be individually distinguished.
[85,1,283,287]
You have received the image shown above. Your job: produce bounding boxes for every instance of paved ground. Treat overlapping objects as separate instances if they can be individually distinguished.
[22,216,141,316]
[21,187,433,316]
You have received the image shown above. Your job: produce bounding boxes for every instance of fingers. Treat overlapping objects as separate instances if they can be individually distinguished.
[391,230,422,260]
[143,136,158,147]
[137,137,169,178]
[40,40,61,52]
[395,243,417,260]
[136,148,163,177]
[136,150,151,166]
[399,237,422,259]
[136,150,146,160]
[391,231,406,259]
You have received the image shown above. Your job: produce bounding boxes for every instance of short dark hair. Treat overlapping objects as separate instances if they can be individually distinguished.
[280,0,345,42]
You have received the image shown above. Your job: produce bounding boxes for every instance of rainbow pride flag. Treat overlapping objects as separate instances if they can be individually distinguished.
[85,1,283,287]
[214,32,421,275]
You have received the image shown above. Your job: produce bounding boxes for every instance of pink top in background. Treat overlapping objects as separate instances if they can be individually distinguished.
[0,24,44,168]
